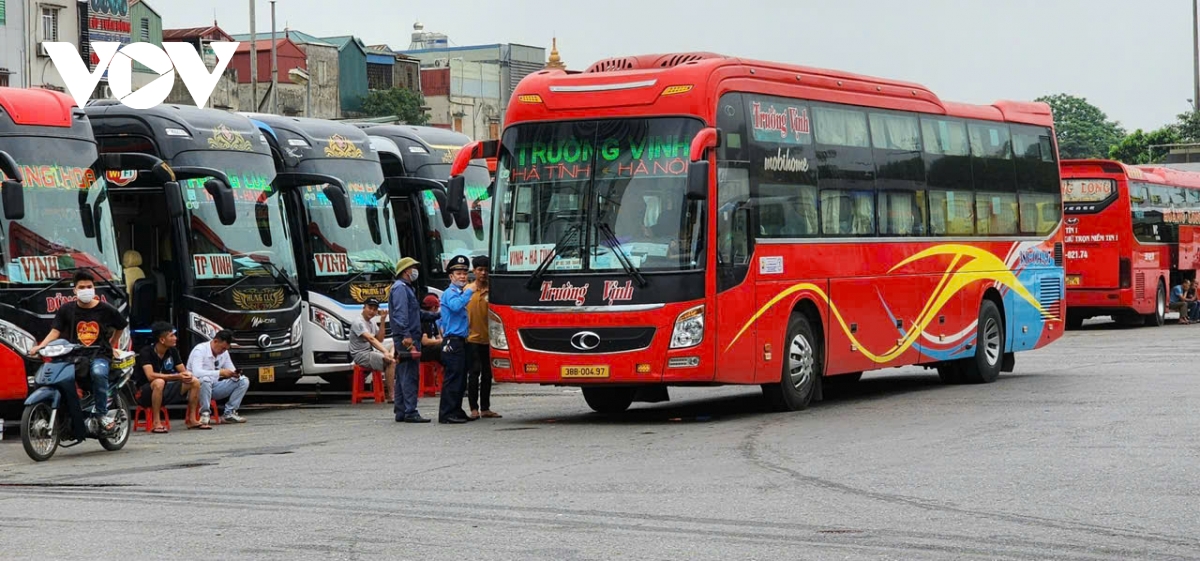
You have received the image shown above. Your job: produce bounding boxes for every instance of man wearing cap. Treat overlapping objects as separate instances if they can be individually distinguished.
[437,255,475,424]
[390,257,429,423]
[350,298,396,402]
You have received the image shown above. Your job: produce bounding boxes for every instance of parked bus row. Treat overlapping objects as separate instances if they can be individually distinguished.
[0,87,490,404]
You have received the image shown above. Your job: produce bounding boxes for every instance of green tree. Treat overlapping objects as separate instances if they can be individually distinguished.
[1035,93,1126,159]
[1175,109,1200,143]
[1109,126,1181,165]
[360,88,430,125]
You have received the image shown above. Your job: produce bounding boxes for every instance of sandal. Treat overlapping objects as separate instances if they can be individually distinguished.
[151,426,168,434]
[481,411,502,419]
[187,423,213,430]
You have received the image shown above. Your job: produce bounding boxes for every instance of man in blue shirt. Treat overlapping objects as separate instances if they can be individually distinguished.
[390,257,430,423]
[438,255,475,424]
[1169,279,1195,325]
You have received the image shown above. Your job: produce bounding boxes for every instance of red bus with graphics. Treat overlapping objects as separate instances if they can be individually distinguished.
[1061,160,1200,328]
[451,53,1065,413]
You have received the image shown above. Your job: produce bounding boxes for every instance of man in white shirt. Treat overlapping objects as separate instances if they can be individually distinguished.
[187,330,250,425]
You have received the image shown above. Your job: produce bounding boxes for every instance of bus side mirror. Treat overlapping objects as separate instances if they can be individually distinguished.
[323,184,353,228]
[445,175,465,215]
[432,189,454,228]
[2,179,24,221]
[164,181,185,219]
[78,190,96,238]
[205,179,237,226]
[686,161,709,201]
[365,204,382,245]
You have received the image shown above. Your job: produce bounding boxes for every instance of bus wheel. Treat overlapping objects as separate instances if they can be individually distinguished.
[582,387,636,414]
[959,300,1004,384]
[762,314,820,412]
[1145,281,1166,327]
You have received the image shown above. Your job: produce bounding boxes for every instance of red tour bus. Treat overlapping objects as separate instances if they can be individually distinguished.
[450,53,1066,413]
[1061,160,1200,328]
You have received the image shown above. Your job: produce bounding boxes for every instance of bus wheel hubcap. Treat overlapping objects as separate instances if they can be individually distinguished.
[788,334,814,391]
[984,318,1001,366]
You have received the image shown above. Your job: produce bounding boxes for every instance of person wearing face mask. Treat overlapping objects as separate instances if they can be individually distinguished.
[390,257,430,423]
[29,271,128,432]
[437,255,475,424]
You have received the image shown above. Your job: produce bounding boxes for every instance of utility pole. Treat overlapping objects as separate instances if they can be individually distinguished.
[250,0,258,111]
[270,0,279,114]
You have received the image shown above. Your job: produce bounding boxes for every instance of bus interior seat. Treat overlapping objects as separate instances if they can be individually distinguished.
[129,278,158,332]
[122,249,146,297]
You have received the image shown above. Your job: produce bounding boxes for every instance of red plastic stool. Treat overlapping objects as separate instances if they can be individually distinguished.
[419,362,443,397]
[351,365,384,404]
[193,400,221,425]
[133,406,170,432]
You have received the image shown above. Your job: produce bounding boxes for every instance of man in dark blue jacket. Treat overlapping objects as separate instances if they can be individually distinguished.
[390,257,430,423]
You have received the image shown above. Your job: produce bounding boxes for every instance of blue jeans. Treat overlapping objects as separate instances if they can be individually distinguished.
[199,377,250,415]
[90,358,111,417]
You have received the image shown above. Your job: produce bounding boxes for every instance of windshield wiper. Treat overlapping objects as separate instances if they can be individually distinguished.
[258,261,301,297]
[595,223,648,288]
[18,276,73,307]
[208,273,255,299]
[331,259,396,293]
[525,223,583,289]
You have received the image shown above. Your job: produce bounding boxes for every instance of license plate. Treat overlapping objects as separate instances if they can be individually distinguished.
[1066,275,1082,287]
[561,365,609,379]
[258,366,275,384]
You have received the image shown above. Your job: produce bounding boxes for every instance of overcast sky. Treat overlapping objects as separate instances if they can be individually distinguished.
[161,0,1194,131]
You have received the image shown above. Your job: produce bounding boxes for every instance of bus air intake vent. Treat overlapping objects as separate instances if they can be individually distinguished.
[1135,273,1146,299]
[1039,279,1063,320]
[1053,243,1063,267]
[585,57,637,73]
[659,53,708,67]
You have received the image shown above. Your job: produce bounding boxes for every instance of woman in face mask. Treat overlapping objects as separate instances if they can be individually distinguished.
[29,271,129,432]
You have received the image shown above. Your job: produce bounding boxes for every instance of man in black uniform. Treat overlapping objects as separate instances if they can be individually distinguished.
[29,271,127,432]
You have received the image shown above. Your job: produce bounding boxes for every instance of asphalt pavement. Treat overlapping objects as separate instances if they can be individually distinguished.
[1,318,1198,560]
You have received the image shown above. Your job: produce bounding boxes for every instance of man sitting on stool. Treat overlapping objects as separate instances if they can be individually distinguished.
[188,330,249,424]
[135,321,205,432]
[350,298,396,402]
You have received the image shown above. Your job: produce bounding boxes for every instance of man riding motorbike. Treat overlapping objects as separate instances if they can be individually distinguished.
[29,271,128,432]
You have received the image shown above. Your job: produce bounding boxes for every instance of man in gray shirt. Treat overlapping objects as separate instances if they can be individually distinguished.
[350,298,396,401]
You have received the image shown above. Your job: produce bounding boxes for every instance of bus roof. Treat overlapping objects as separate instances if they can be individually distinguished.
[1063,158,1200,190]
[509,52,1052,127]
[359,124,471,151]
[86,101,272,160]
[243,113,379,165]
[0,88,78,128]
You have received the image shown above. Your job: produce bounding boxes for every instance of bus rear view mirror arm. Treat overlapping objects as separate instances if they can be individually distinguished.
[275,172,353,228]
[687,127,721,201]
[202,178,237,226]
[449,140,499,178]
[0,150,25,183]
[100,153,175,183]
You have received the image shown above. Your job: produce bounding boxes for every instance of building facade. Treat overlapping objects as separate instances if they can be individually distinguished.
[420,59,502,140]
[230,29,340,119]
[319,35,368,116]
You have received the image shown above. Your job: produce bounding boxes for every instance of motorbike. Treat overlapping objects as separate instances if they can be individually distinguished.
[20,340,137,462]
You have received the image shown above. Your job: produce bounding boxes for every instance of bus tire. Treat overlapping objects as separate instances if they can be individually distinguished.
[959,300,1004,384]
[762,314,820,412]
[582,387,635,414]
[1145,281,1166,327]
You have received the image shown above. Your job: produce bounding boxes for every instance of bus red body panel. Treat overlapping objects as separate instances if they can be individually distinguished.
[484,54,1064,394]
[0,88,76,128]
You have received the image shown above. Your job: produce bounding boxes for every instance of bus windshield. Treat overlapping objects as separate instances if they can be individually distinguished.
[492,118,705,274]
[416,163,491,275]
[297,159,397,278]
[176,151,298,286]
[0,138,122,284]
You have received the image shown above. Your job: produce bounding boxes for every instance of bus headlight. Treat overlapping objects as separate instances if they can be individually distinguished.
[310,305,347,340]
[488,310,508,350]
[0,319,36,355]
[670,305,704,349]
[189,312,223,341]
[291,314,304,345]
